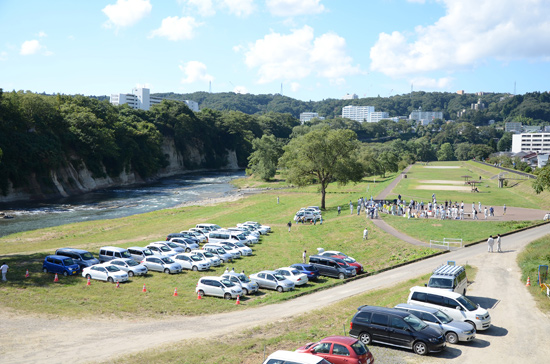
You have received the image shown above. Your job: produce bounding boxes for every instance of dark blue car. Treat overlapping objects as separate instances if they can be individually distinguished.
[291,263,320,280]
[42,255,80,276]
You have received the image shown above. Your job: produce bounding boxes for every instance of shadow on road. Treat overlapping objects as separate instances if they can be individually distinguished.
[432,346,462,359]
[467,295,499,309]
[478,325,508,337]
[462,338,490,348]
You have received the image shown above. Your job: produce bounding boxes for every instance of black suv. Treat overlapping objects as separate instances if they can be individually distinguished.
[349,305,446,355]
[308,255,356,279]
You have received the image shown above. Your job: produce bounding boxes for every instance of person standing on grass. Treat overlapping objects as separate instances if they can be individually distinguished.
[484,207,488,220]
[287,221,292,232]
[503,204,507,215]
[496,234,502,252]
[302,250,307,263]
[337,206,341,215]
[350,200,353,215]
[363,227,368,240]
[1,262,8,282]
[487,235,494,253]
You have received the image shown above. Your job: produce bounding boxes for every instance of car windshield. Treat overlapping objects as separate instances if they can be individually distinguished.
[167,242,179,248]
[222,245,233,251]
[457,295,478,311]
[203,251,214,258]
[81,252,95,260]
[237,274,250,283]
[216,248,226,254]
[126,260,139,267]
[428,277,453,289]
[236,234,246,239]
[160,246,171,252]
[404,314,428,331]
[273,274,286,281]
[190,255,202,261]
[161,257,175,264]
[343,257,356,263]
[143,249,153,256]
[120,251,131,258]
[235,242,245,247]
[105,265,120,272]
[434,310,453,324]
[351,341,368,355]
[220,279,235,287]
[63,258,75,266]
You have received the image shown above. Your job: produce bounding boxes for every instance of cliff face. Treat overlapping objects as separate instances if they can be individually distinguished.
[0,138,239,203]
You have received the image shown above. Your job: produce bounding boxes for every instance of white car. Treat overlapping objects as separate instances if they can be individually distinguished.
[250,270,295,292]
[275,267,309,286]
[140,255,182,274]
[231,226,261,239]
[82,263,129,283]
[172,253,211,271]
[191,249,221,267]
[181,230,208,244]
[147,242,178,257]
[208,242,241,259]
[169,238,199,252]
[107,258,148,277]
[318,249,355,261]
[242,221,271,234]
[223,241,253,256]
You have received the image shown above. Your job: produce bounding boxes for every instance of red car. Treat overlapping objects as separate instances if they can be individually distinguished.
[296,335,374,364]
[334,255,364,274]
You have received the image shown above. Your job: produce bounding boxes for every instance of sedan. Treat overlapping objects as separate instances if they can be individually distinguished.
[108,258,148,277]
[173,253,211,271]
[224,241,253,256]
[333,255,364,275]
[147,243,178,257]
[296,335,374,364]
[221,272,259,295]
[141,255,182,274]
[191,249,221,267]
[82,264,129,283]
[181,230,208,244]
[275,267,309,286]
[169,238,199,252]
[290,263,320,280]
[249,270,295,292]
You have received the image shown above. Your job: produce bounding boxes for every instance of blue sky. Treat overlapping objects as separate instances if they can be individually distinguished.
[1,0,549,101]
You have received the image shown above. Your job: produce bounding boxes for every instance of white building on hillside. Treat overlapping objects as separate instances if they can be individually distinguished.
[110,87,199,112]
[408,108,443,125]
[342,105,389,123]
[512,132,550,153]
[299,112,324,124]
[342,93,358,100]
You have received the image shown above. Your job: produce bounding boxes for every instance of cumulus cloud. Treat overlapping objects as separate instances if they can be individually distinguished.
[370,0,550,79]
[290,82,300,92]
[20,40,44,55]
[266,0,325,17]
[244,25,361,84]
[102,0,152,28]
[410,76,453,89]
[150,16,201,41]
[222,0,255,17]
[179,61,214,84]
[186,0,216,16]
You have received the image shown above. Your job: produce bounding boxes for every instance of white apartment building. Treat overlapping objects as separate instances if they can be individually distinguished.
[342,105,389,123]
[408,109,443,125]
[369,111,390,123]
[184,100,199,112]
[299,112,324,124]
[342,93,358,100]
[512,132,550,153]
[110,87,199,112]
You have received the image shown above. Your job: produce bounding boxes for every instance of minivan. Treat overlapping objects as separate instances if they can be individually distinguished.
[407,286,491,331]
[42,255,80,276]
[349,305,446,355]
[55,248,99,269]
[206,230,239,245]
[98,246,132,262]
[308,255,356,279]
[127,246,155,262]
[427,264,468,295]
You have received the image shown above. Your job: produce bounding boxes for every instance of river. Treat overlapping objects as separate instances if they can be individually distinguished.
[0,170,245,237]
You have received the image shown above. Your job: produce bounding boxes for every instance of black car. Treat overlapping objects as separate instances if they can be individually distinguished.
[349,305,446,355]
[308,255,356,279]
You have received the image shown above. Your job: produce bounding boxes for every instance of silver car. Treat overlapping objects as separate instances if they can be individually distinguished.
[395,303,476,344]
[82,263,129,283]
[108,258,148,277]
[191,249,221,267]
[249,270,295,292]
[224,241,253,256]
[221,272,259,295]
[141,255,182,274]
[169,238,199,252]
[173,253,211,271]
[181,230,208,244]
[147,243,178,257]
[196,276,243,299]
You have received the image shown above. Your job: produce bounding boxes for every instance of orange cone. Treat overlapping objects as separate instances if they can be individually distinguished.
[116,281,120,288]
[25,269,29,278]
[54,273,59,282]
[197,291,202,300]
[526,276,531,286]
[86,277,91,286]
[236,295,240,305]
[173,288,178,297]
[142,284,147,292]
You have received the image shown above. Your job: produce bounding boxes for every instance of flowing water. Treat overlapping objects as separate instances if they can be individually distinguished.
[0,170,245,237]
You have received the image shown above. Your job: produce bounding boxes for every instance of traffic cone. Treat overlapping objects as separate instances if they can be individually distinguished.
[25,269,29,278]
[236,295,240,305]
[86,277,91,286]
[116,281,120,288]
[142,284,147,292]
[197,291,202,300]
[173,288,178,297]
[526,276,531,286]
[54,273,59,282]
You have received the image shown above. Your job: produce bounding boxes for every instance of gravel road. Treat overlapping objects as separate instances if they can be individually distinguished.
[1,225,549,364]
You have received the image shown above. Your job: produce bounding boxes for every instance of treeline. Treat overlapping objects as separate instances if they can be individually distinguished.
[0,90,299,196]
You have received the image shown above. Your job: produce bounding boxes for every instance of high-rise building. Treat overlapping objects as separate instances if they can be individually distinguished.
[110,87,199,112]
[512,132,550,153]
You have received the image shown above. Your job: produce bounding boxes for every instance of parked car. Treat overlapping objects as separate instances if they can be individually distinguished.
[395,303,476,344]
[275,267,309,286]
[349,305,446,355]
[318,249,352,259]
[82,263,129,283]
[427,264,468,295]
[249,270,295,292]
[166,233,200,245]
[227,228,259,244]
[168,238,199,252]
[232,226,261,239]
[98,246,132,262]
[291,263,321,280]
[223,241,253,256]
[54,248,99,269]
[140,255,182,274]
[333,255,364,275]
[296,335,374,364]
[308,255,356,279]
[42,255,80,276]
[294,211,318,223]
[107,258,148,277]
[146,242,178,257]
[242,221,271,233]
[127,247,155,262]
[191,249,221,267]
[180,230,208,243]
[195,223,222,232]
[221,272,259,295]
[172,253,211,271]
[262,350,332,364]
[202,245,233,263]
[237,222,269,235]
[159,241,186,253]
[206,242,241,259]
[196,276,243,299]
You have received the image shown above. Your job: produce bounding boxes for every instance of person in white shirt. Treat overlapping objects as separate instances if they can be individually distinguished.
[487,235,495,253]
[496,234,502,252]
[1,262,9,281]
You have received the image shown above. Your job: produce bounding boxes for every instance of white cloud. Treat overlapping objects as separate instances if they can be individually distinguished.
[406,0,426,4]
[179,61,214,84]
[290,82,300,92]
[370,0,550,78]
[37,31,47,38]
[266,0,325,17]
[410,76,453,89]
[222,0,255,17]
[150,16,201,41]
[102,0,152,28]
[0,51,7,61]
[233,85,248,94]
[20,40,43,55]
[244,25,361,84]
[186,0,216,16]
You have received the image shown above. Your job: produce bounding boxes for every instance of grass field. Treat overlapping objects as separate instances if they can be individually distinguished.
[517,234,550,314]
[109,266,477,364]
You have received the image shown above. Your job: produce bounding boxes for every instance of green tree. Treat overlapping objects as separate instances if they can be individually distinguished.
[279,127,363,209]
[533,165,550,193]
[497,132,513,152]
[437,143,455,161]
[247,134,284,181]
[454,143,472,160]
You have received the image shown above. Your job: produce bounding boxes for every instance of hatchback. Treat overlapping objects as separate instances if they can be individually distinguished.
[249,270,295,292]
[146,243,178,257]
[169,238,199,252]
[221,272,259,295]
[42,255,80,276]
[333,255,364,275]
[82,264,129,283]
[196,276,242,299]
[141,255,182,274]
[173,253,211,271]
[262,350,332,364]
[108,258,148,277]
[191,249,221,267]
[296,336,374,364]
[291,263,320,280]
[275,267,309,286]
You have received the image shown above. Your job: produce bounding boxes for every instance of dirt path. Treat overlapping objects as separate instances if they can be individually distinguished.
[1,225,549,363]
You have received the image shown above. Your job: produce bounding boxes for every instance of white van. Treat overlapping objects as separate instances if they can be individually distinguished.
[407,286,491,331]
[427,264,468,295]
[195,223,222,232]
[98,246,132,262]
[207,230,239,245]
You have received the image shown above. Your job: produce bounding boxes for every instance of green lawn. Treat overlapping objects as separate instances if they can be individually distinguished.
[517,234,550,314]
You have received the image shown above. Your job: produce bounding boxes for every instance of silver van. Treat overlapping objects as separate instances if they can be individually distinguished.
[98,246,132,262]
[427,265,468,295]
[55,248,99,269]
[127,246,155,262]
[207,230,239,245]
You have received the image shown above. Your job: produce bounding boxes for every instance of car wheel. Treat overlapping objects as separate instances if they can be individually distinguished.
[413,341,428,355]
[224,293,232,300]
[63,271,68,277]
[107,277,114,283]
[446,331,459,344]
[43,268,48,273]
[198,290,205,297]
[192,266,198,271]
[128,271,134,277]
[466,320,476,330]
[359,332,371,345]
[242,288,248,295]
[86,274,92,280]
[277,286,284,293]
[338,273,345,280]
[186,248,191,253]
[164,268,171,274]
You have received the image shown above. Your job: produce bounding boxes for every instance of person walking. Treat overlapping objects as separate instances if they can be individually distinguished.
[277,196,279,204]
[287,221,292,232]
[478,201,482,211]
[350,201,353,215]
[337,206,341,215]
[484,207,488,220]
[473,209,478,220]
[1,262,8,282]
[487,235,495,253]
[363,227,368,240]
[302,250,307,263]
[503,204,507,215]
[496,234,502,252]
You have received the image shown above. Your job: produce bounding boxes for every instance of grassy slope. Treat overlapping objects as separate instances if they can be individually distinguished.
[517,234,550,314]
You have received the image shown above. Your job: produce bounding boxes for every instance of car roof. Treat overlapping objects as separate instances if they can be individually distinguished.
[46,254,75,261]
[265,350,328,364]
[319,335,358,345]
[409,285,462,298]
[310,255,346,263]
[56,247,89,254]
[200,275,225,281]
[257,270,278,275]
[110,258,135,263]
[127,246,148,251]
[99,246,127,251]
[356,305,410,318]
[395,303,440,314]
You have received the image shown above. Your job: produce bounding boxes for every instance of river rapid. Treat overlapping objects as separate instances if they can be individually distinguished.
[0,170,245,237]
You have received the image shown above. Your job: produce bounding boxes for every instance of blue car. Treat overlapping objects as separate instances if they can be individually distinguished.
[42,255,80,276]
[290,263,320,280]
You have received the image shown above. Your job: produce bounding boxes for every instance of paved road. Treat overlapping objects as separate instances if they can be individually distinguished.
[1,224,549,363]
